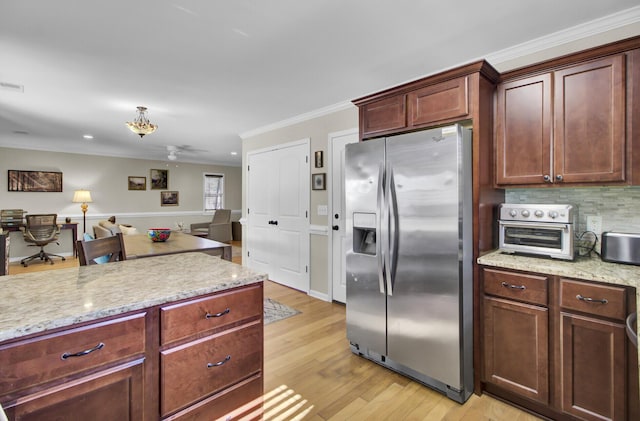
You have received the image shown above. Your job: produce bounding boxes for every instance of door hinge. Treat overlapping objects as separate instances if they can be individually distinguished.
[247,165,250,171]
[305,210,308,218]
[247,250,250,257]
[306,265,308,273]
[305,155,308,163]
[247,208,250,214]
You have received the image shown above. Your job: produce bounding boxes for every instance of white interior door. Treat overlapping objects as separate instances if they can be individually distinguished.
[329,129,358,303]
[247,140,310,293]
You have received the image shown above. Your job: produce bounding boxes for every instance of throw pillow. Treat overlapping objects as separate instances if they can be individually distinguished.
[118,224,138,235]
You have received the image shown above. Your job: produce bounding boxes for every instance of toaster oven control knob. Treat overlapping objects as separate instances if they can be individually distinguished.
[549,211,559,219]
[509,209,517,217]
[534,210,544,217]
[521,210,530,217]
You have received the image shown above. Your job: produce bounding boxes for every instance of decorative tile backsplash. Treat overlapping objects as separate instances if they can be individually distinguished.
[506,186,640,235]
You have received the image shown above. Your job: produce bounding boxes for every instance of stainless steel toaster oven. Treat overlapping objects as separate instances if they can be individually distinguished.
[498,204,576,260]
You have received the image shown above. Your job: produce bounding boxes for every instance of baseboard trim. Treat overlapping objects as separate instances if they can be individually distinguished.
[309,290,330,302]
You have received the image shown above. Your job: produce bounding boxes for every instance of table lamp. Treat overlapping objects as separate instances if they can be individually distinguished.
[72,189,93,233]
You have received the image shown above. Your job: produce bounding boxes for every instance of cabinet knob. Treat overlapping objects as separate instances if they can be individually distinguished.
[543,175,551,182]
[555,174,563,181]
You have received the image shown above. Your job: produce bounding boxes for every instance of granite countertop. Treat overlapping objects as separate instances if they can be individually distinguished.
[0,252,268,342]
[478,250,640,289]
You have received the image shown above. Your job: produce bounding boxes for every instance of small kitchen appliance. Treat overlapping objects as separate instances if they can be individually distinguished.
[601,232,640,265]
[498,203,576,260]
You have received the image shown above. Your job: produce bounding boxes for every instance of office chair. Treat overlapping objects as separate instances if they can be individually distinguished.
[20,214,66,267]
[77,233,127,265]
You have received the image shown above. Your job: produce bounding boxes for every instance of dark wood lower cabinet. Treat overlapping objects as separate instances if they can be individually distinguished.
[483,296,549,404]
[480,266,639,421]
[5,360,144,421]
[560,312,627,421]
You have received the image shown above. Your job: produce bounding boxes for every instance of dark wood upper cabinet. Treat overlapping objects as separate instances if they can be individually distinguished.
[496,74,552,185]
[497,54,626,186]
[554,55,626,184]
[407,76,469,127]
[360,95,407,138]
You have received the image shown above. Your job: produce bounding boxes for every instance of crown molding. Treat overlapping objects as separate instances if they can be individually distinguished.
[485,5,640,65]
[239,101,354,140]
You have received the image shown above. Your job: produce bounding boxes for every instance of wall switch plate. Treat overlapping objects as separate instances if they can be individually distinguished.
[586,215,602,234]
[317,205,328,216]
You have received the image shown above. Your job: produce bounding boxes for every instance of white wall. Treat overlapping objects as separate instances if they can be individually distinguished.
[0,147,241,258]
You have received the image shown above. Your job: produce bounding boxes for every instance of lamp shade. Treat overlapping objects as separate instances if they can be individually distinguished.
[72,190,93,203]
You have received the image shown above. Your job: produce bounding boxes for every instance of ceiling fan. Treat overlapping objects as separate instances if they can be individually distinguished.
[167,145,180,161]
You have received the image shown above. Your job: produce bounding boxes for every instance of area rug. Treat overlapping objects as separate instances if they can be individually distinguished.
[264,298,301,325]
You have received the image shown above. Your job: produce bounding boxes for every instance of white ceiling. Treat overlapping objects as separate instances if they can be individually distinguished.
[1,1,639,167]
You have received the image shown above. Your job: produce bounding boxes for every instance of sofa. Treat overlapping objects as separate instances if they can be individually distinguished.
[93,219,138,239]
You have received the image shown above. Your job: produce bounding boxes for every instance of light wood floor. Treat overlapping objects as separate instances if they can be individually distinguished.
[8,242,541,420]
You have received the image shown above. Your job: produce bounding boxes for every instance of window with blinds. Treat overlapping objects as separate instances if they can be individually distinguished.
[203,173,224,211]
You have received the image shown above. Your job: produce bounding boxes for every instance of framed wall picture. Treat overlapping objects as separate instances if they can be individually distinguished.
[150,169,168,189]
[160,190,179,206]
[314,151,323,168]
[8,170,63,192]
[128,176,146,190]
[312,173,326,190]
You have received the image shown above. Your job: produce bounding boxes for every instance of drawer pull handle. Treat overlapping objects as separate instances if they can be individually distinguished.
[501,282,526,290]
[207,355,231,368]
[61,342,105,360]
[576,294,608,304]
[205,308,230,319]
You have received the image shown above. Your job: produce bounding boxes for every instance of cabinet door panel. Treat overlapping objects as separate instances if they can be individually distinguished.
[7,360,144,421]
[495,74,552,185]
[407,76,468,127]
[483,296,549,404]
[361,95,406,137]
[560,312,626,421]
[554,55,626,183]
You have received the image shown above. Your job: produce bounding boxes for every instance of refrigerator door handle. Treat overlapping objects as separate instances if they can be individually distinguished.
[376,162,386,295]
[386,166,399,295]
[384,165,398,296]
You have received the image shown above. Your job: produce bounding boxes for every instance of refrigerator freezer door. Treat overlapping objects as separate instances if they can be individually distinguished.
[345,138,387,356]
[385,126,469,389]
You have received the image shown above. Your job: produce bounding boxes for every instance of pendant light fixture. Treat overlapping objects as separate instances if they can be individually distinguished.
[126,106,157,138]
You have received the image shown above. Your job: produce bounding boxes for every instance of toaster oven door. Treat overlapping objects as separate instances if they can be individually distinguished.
[499,221,574,259]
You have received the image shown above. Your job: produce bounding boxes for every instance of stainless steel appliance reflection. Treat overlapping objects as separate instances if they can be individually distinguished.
[345,124,474,403]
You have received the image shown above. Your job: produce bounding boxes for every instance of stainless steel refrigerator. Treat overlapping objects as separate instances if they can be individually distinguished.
[345,123,473,403]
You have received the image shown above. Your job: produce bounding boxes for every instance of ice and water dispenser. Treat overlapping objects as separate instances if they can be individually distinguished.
[352,212,377,255]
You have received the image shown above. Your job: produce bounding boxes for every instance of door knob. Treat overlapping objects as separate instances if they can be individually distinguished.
[332,225,339,231]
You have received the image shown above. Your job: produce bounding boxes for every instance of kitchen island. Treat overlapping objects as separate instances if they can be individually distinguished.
[0,252,268,420]
[478,250,640,420]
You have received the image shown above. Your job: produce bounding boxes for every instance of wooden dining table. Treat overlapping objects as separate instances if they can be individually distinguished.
[123,231,232,261]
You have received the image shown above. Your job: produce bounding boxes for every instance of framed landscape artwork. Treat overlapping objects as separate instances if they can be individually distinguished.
[128,176,146,190]
[8,170,63,192]
[150,169,168,189]
[160,191,179,206]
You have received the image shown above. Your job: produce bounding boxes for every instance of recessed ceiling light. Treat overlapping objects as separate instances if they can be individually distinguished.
[83,134,94,140]
[230,151,238,156]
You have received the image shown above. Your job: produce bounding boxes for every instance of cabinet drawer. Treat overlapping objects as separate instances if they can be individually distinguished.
[164,374,262,421]
[0,313,146,396]
[408,76,468,126]
[161,321,263,417]
[160,284,262,346]
[560,278,626,321]
[483,268,548,306]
